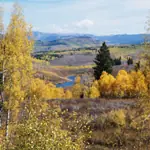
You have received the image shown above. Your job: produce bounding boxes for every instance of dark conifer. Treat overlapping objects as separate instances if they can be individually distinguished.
[93,42,113,80]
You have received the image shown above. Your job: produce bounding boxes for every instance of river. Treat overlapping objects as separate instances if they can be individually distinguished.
[56,76,76,88]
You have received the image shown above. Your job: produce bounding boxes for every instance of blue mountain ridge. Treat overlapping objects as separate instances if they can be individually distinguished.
[33,31,145,45]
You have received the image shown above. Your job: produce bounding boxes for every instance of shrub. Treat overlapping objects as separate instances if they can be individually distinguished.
[108,109,126,127]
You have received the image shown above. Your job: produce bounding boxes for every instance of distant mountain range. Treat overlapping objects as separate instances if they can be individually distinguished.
[33,31,145,52]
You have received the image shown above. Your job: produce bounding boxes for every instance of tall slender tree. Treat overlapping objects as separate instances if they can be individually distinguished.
[93,42,113,80]
[0,3,34,140]
[0,6,4,103]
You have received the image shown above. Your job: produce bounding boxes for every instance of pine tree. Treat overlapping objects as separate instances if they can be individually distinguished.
[93,42,113,80]
[113,56,121,65]
[127,56,133,65]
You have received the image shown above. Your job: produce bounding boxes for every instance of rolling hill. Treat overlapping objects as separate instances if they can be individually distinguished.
[33,32,145,52]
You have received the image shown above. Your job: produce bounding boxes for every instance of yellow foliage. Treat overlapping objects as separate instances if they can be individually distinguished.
[99,71,115,97]
[54,87,65,99]
[72,83,83,99]
[71,76,83,98]
[146,72,150,89]
[29,78,65,100]
[130,71,148,97]
[108,109,126,127]
[113,70,132,97]
[89,85,100,98]
[90,70,149,98]
[83,86,90,98]
[65,90,73,99]
[0,3,34,119]
[92,80,99,89]
[75,75,81,84]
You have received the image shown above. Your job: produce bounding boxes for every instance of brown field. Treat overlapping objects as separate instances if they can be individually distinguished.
[48,98,135,117]
[48,98,137,150]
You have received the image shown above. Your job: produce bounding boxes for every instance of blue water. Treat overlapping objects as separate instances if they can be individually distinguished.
[56,76,76,88]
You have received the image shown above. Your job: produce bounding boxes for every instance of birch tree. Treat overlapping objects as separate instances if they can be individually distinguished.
[0,3,34,140]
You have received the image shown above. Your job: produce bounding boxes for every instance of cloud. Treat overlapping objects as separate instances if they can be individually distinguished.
[50,24,74,33]
[42,19,95,33]
[32,26,40,31]
[1,0,149,35]
[74,19,94,29]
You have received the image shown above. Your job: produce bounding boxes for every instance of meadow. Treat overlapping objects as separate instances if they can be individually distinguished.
[33,45,144,84]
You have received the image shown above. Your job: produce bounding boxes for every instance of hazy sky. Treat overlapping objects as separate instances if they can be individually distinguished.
[0,0,150,35]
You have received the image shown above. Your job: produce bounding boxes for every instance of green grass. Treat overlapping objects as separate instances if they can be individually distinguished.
[110,45,144,59]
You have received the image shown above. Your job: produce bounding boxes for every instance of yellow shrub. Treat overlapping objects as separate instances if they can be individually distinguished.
[72,83,83,98]
[83,86,90,98]
[54,88,65,99]
[30,78,65,100]
[75,75,81,84]
[146,72,150,89]
[89,85,100,98]
[65,90,73,99]
[108,109,126,127]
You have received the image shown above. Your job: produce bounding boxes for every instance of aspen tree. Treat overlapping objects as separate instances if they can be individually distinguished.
[99,71,115,97]
[113,70,132,98]
[72,76,83,98]
[130,71,147,97]
[0,3,34,139]
[65,90,73,99]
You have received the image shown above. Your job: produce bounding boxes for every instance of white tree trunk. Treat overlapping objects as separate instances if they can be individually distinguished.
[6,109,10,138]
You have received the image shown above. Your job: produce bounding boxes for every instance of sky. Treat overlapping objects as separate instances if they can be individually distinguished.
[0,0,150,35]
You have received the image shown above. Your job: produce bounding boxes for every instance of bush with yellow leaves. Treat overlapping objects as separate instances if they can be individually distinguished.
[65,90,73,99]
[98,71,115,97]
[89,81,100,98]
[72,76,83,98]
[29,78,66,100]
[108,109,126,127]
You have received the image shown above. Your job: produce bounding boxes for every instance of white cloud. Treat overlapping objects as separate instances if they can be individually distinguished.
[41,19,95,33]
[2,0,149,35]
[74,19,94,29]
[32,26,40,31]
[50,24,74,33]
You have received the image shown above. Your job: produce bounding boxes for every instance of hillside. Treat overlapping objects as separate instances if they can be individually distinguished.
[34,36,101,51]
[33,32,145,52]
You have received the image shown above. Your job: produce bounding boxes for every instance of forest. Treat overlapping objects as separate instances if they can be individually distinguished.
[1,2,150,150]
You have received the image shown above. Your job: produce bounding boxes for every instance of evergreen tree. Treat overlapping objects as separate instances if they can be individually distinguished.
[93,42,113,80]
[134,61,140,72]
[127,57,133,65]
[113,56,121,65]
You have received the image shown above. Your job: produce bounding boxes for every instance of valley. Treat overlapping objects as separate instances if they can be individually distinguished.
[1,1,150,150]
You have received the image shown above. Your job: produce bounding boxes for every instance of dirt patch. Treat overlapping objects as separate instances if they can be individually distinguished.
[48,98,135,116]
[50,54,96,66]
